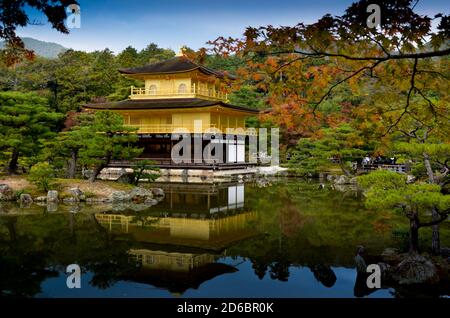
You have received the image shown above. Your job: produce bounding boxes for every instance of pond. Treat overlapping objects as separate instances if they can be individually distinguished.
[0,179,448,298]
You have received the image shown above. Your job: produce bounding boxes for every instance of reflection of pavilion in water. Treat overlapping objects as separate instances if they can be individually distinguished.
[153,182,246,215]
[126,247,238,294]
[95,183,257,294]
[95,183,255,250]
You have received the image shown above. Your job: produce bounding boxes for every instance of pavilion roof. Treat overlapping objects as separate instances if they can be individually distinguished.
[83,98,259,114]
[119,56,235,79]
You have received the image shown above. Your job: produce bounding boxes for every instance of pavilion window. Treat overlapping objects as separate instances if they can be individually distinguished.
[149,84,157,95]
[178,83,187,94]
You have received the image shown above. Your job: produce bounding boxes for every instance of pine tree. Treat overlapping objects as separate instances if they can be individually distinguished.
[0,92,63,174]
[77,111,142,182]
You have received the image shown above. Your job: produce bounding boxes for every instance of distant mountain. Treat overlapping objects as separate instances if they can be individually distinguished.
[0,37,68,59]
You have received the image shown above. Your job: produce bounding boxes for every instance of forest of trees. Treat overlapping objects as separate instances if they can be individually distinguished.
[0,42,265,177]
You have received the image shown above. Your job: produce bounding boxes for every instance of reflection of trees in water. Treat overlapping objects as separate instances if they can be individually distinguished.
[251,260,268,280]
[1,180,448,297]
[251,259,290,282]
[0,213,137,296]
[0,216,58,297]
[309,264,337,288]
[268,261,290,282]
[278,196,308,238]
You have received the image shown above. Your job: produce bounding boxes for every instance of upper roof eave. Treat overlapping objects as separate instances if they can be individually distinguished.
[83,98,259,114]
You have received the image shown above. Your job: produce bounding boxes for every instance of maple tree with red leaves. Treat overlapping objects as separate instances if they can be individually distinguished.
[204,0,449,146]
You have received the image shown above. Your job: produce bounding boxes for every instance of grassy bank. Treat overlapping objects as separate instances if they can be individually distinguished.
[0,175,133,199]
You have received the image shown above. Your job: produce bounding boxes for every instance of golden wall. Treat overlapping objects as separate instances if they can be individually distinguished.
[116,107,249,134]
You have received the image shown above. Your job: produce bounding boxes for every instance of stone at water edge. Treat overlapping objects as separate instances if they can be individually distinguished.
[334,175,349,185]
[406,175,416,184]
[129,187,153,202]
[110,191,132,203]
[377,262,393,282]
[47,190,59,202]
[34,196,47,202]
[130,187,153,197]
[151,188,164,197]
[144,198,158,205]
[69,187,85,201]
[86,197,111,203]
[392,254,439,285]
[0,184,14,201]
[63,197,78,204]
[19,193,33,204]
[257,166,289,176]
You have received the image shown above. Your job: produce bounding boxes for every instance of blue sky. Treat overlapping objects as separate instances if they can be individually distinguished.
[17,0,448,54]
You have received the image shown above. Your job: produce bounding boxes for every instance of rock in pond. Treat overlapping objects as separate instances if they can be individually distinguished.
[129,187,153,203]
[144,198,158,206]
[69,187,85,201]
[19,193,33,204]
[392,254,439,285]
[110,191,132,203]
[86,197,111,203]
[334,175,349,185]
[151,188,165,197]
[0,184,14,201]
[63,197,78,204]
[34,196,47,202]
[47,190,59,203]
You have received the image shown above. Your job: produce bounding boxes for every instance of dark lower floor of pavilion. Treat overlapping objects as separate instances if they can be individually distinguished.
[110,133,256,170]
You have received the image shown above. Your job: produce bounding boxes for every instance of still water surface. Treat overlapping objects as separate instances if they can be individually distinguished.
[1,180,448,298]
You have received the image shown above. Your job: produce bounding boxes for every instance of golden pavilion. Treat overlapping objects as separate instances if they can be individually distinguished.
[84,54,259,169]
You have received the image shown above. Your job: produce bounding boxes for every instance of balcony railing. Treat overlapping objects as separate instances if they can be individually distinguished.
[130,84,228,101]
[127,123,217,134]
[126,123,256,135]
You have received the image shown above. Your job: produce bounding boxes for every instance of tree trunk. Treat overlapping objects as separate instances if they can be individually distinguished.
[431,208,440,255]
[89,153,111,182]
[339,161,353,177]
[89,163,105,182]
[423,152,440,255]
[423,152,435,184]
[409,215,420,254]
[7,149,19,174]
[67,150,78,179]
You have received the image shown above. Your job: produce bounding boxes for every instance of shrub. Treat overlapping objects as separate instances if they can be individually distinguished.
[84,191,96,198]
[14,189,27,200]
[27,162,55,192]
[130,160,160,185]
